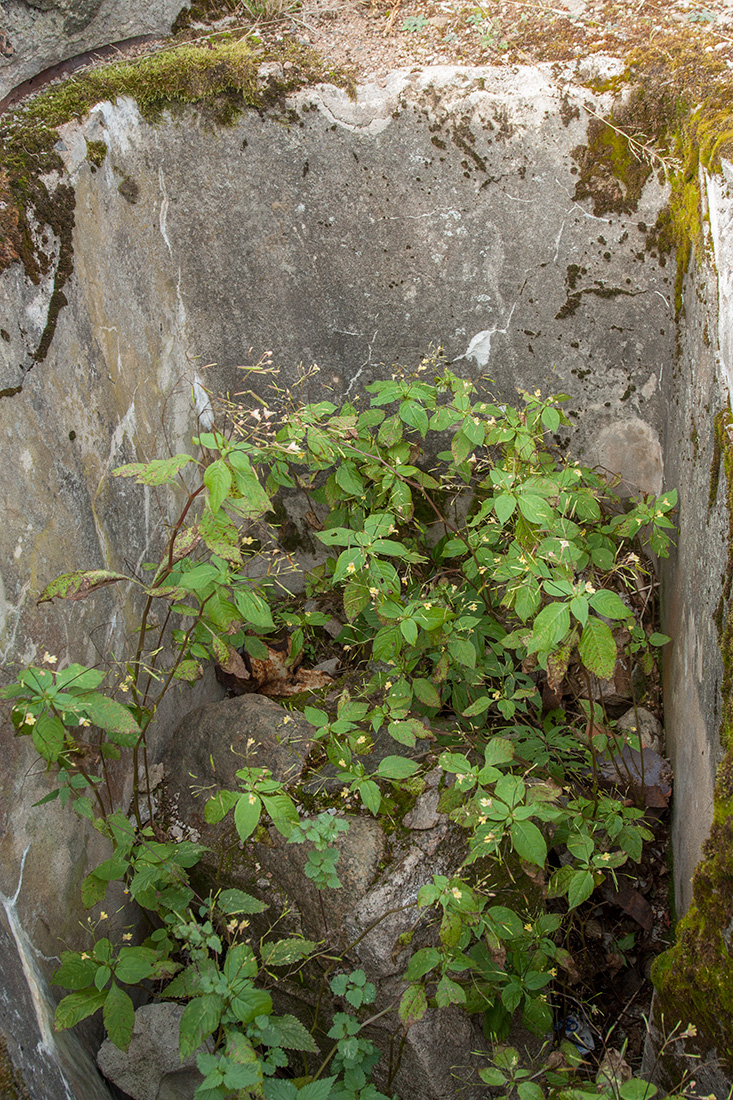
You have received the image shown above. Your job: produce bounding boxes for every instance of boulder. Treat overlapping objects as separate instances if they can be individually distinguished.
[163,693,315,829]
[616,706,664,754]
[97,1003,208,1100]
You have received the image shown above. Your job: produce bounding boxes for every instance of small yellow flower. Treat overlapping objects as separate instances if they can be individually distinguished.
[340,788,350,798]
[523,923,533,932]
[356,736,367,745]
[585,582,596,594]
[242,536,255,545]
[80,952,90,960]
[477,816,487,825]
[451,887,463,900]
[43,652,57,665]
[227,919,239,933]
[484,832,496,843]
[23,712,36,726]
[338,759,347,768]
[79,717,91,728]
[601,852,611,861]
[282,715,293,724]
[122,932,133,941]
[346,562,356,575]
[100,911,108,920]
[384,681,393,690]
[534,389,542,398]
[248,794,257,805]
[468,603,479,611]
[480,798,492,808]
[368,587,379,598]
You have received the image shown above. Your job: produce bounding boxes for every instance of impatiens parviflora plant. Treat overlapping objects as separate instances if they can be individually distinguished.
[0,359,675,1097]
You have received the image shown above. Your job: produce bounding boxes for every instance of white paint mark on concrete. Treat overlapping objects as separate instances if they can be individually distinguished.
[462,299,519,367]
[193,373,214,430]
[158,167,172,256]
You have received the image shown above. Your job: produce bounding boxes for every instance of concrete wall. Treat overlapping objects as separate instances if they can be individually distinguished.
[0,65,726,1095]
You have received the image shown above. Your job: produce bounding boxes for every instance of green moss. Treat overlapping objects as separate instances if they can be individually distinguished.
[86,139,108,170]
[0,1035,30,1100]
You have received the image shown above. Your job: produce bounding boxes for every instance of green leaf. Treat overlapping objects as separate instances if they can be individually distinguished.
[620,1081,658,1100]
[334,548,367,584]
[398,983,427,1027]
[518,1080,547,1100]
[413,678,441,708]
[172,659,204,683]
[233,588,275,632]
[569,595,589,627]
[343,577,371,621]
[451,430,472,466]
[33,712,65,762]
[335,463,364,496]
[81,872,107,909]
[38,569,130,604]
[179,994,225,1058]
[204,459,232,515]
[494,493,517,524]
[405,947,441,980]
[461,695,492,718]
[377,756,420,780]
[115,947,157,984]
[229,987,273,1025]
[435,975,466,1007]
[448,637,476,669]
[530,602,570,650]
[229,451,272,517]
[262,793,299,838]
[589,589,632,621]
[205,789,238,824]
[400,618,418,646]
[480,1068,508,1087]
[103,982,135,1051]
[578,617,617,680]
[54,988,108,1030]
[648,632,671,646]
[80,694,141,737]
[567,868,595,909]
[217,888,268,915]
[53,952,99,991]
[233,793,262,842]
[264,1015,319,1053]
[517,493,554,526]
[113,453,194,485]
[260,938,318,967]
[541,405,561,434]
[484,738,514,766]
[510,820,547,868]
[359,779,382,815]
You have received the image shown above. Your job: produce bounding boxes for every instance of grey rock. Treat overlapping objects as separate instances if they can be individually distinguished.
[402,787,441,830]
[617,706,664,754]
[163,694,315,828]
[97,1003,207,1100]
[0,1,184,101]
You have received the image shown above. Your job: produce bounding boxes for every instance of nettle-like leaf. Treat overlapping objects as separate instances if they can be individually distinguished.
[113,453,194,485]
[38,570,130,604]
[578,617,617,680]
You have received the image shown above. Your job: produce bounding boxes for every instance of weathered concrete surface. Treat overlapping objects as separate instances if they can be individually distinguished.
[0,64,686,1097]
[660,164,732,915]
[0,1,185,101]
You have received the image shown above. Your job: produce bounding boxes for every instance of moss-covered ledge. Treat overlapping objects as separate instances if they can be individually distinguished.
[0,35,353,379]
